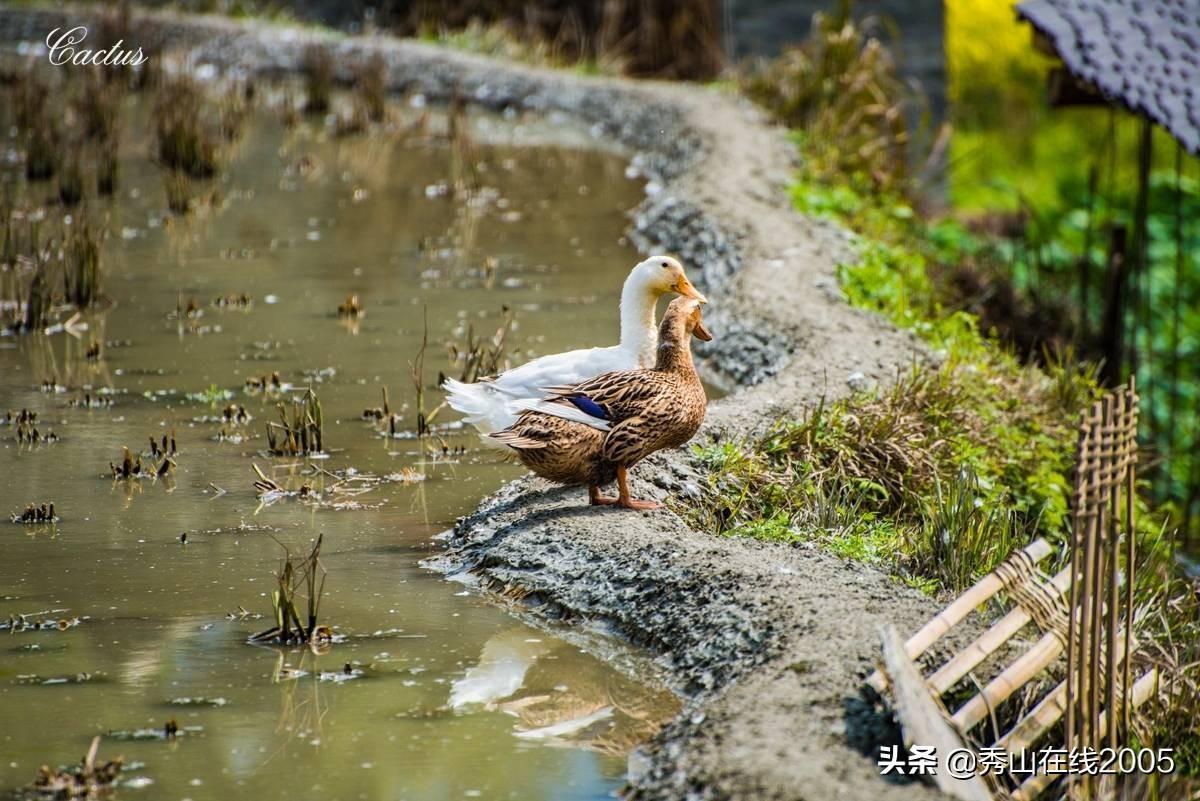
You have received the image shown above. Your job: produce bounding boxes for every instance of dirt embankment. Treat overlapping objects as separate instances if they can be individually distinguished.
[1,7,948,798]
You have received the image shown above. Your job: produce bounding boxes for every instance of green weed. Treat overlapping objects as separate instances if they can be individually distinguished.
[302,44,334,115]
[741,7,916,194]
[155,78,219,178]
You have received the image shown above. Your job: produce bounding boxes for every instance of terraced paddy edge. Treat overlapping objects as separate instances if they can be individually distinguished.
[0,6,945,799]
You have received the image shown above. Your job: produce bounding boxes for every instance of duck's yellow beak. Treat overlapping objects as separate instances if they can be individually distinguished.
[674,276,708,304]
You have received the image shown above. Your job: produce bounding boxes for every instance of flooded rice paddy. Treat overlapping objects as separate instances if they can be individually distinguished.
[0,88,679,800]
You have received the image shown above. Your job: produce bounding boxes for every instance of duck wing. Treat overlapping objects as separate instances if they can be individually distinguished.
[544,370,668,422]
[446,345,634,434]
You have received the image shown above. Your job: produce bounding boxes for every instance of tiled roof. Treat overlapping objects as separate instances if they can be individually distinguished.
[1017,0,1200,154]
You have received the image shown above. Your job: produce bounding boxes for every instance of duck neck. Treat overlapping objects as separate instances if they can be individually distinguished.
[619,276,659,367]
[654,328,695,374]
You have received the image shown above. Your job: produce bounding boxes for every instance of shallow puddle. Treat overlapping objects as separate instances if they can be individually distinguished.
[0,87,679,800]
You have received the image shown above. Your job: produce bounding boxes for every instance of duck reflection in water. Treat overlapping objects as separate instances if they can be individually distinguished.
[449,628,679,755]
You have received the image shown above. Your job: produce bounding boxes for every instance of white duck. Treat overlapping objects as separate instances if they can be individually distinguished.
[444,255,706,437]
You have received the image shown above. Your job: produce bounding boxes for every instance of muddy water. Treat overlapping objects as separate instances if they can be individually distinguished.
[0,95,679,799]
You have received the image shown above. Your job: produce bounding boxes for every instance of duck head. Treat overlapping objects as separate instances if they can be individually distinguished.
[654,298,712,370]
[663,297,712,341]
[629,256,707,303]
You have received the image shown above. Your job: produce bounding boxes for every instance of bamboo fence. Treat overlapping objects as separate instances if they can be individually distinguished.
[872,379,1157,800]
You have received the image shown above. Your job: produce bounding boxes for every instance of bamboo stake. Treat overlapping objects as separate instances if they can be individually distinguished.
[1090,397,1115,764]
[1000,632,1137,756]
[927,567,1072,695]
[1105,390,1123,750]
[1066,414,1089,758]
[998,678,1067,754]
[1010,669,1159,801]
[951,630,1064,733]
[1122,378,1138,740]
[880,625,995,801]
[1078,401,1103,756]
[867,539,1053,691]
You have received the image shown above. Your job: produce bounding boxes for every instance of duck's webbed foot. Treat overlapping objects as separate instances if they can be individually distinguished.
[619,497,662,510]
[615,466,662,511]
[589,485,618,506]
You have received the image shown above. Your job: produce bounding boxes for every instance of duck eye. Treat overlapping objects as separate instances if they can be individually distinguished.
[660,261,669,269]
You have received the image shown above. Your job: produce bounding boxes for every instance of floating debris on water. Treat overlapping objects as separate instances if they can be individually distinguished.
[18,671,101,685]
[11,503,57,524]
[194,521,275,536]
[225,605,263,621]
[251,462,316,501]
[383,468,426,483]
[18,736,122,801]
[244,371,285,395]
[319,663,365,683]
[0,611,81,632]
[106,720,202,741]
[212,292,252,310]
[300,366,336,383]
[251,461,421,507]
[68,392,115,409]
[167,696,229,708]
[187,384,234,404]
[337,294,364,318]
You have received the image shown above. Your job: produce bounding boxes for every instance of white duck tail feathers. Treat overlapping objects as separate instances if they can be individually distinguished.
[443,377,514,434]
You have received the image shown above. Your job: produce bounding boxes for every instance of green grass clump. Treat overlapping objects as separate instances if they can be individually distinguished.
[155,77,219,178]
[64,221,102,308]
[302,44,334,115]
[686,354,1097,592]
[24,127,57,182]
[97,146,119,196]
[354,53,387,123]
[57,157,84,207]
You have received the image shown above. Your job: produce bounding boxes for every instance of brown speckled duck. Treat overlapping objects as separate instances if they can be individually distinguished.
[489,297,711,509]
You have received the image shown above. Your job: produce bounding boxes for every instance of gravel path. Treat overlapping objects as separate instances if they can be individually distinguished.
[1,8,949,797]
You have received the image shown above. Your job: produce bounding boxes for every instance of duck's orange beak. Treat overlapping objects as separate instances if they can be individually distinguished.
[674,275,708,304]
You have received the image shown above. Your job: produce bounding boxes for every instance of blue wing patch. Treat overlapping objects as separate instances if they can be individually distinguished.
[567,394,610,421]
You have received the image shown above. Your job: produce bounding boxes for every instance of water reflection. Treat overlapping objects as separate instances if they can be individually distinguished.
[453,629,678,755]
